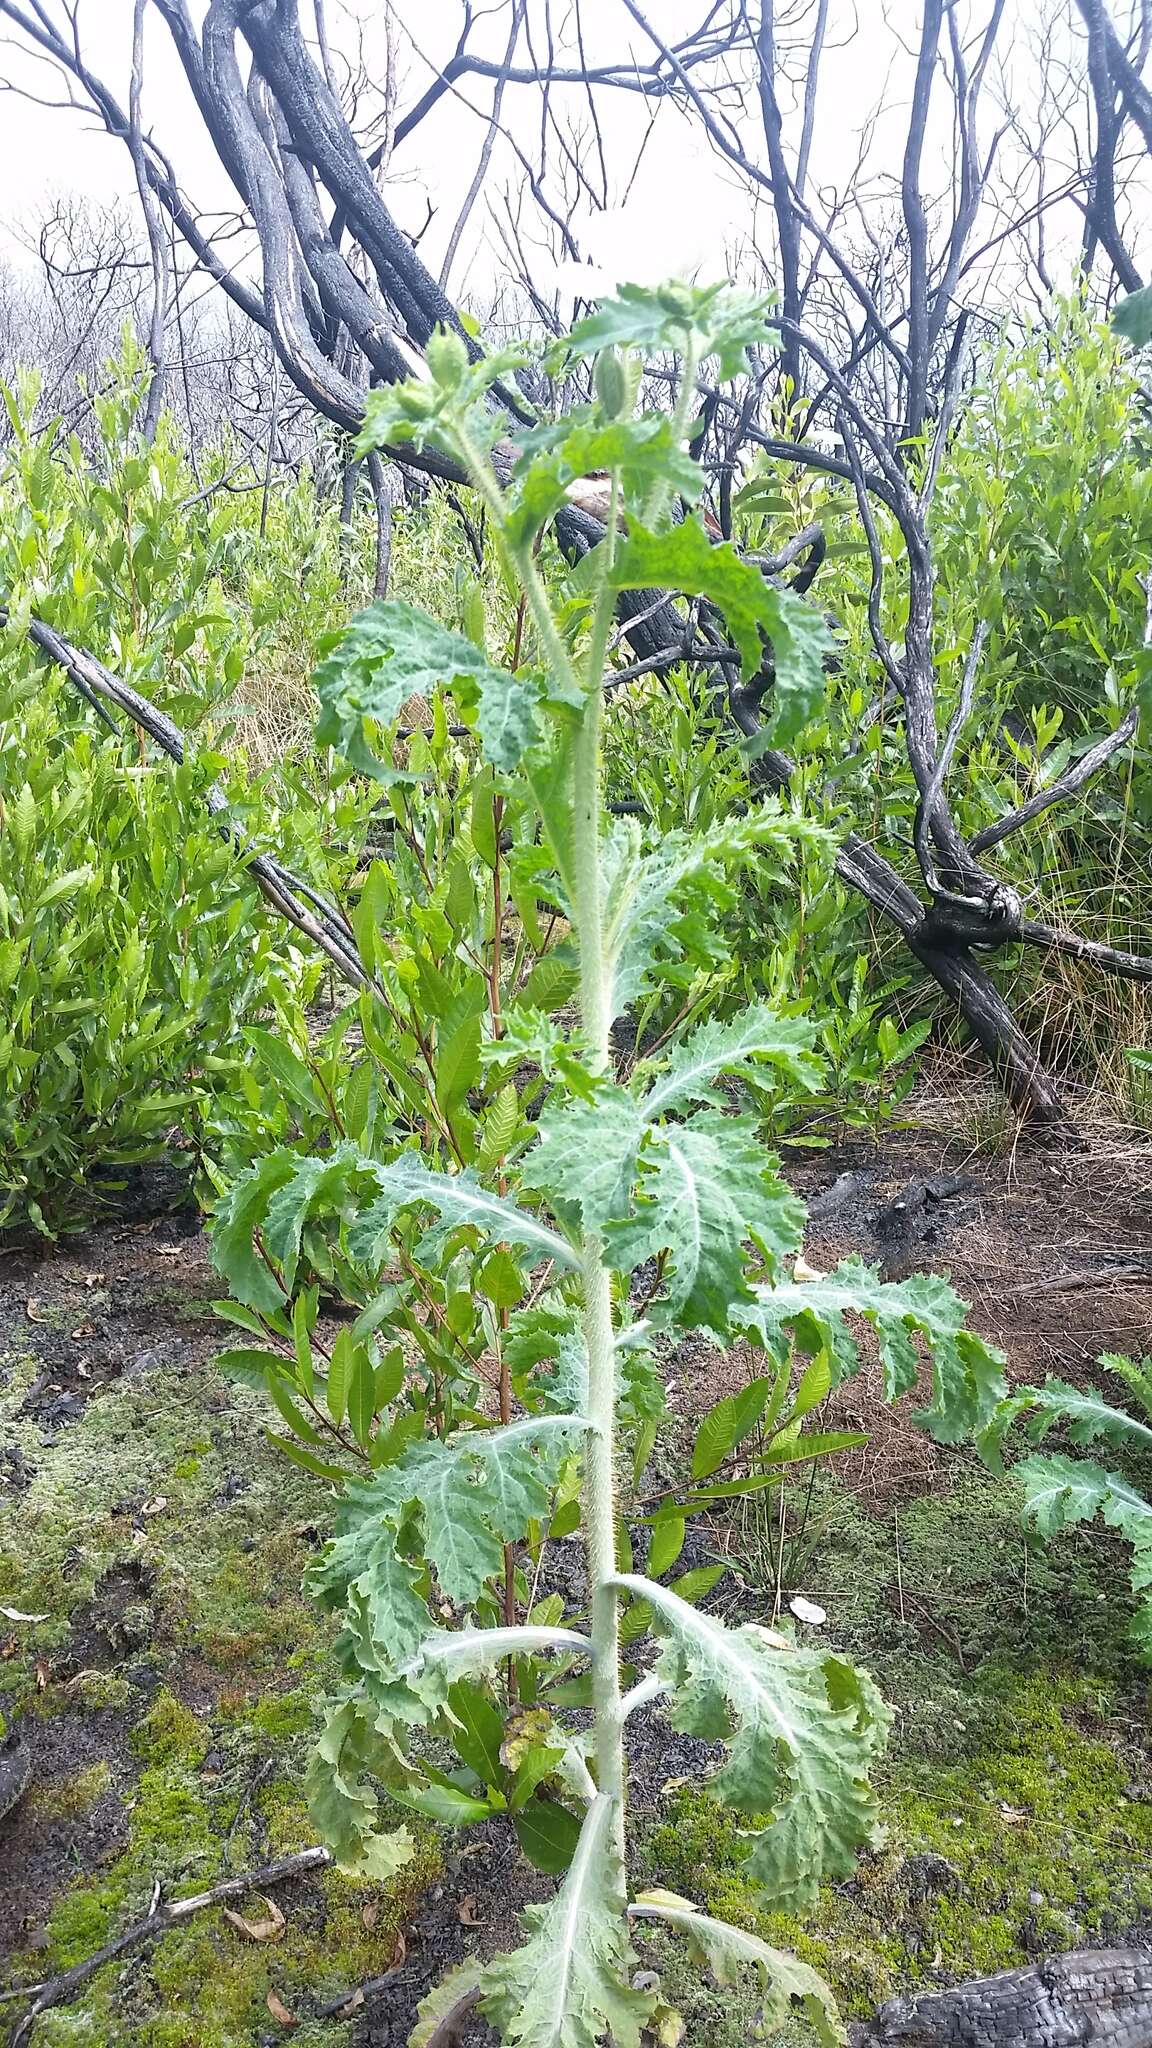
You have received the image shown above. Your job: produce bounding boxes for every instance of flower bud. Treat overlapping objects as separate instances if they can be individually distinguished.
[594,347,628,419]
[426,326,469,390]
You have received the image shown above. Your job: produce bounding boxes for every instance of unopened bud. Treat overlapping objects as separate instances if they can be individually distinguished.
[594,347,629,419]
[426,326,469,390]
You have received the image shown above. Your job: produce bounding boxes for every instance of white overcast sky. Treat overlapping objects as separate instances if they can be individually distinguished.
[0,3,1123,301]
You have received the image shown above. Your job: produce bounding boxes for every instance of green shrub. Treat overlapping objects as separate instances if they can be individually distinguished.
[0,661,289,1233]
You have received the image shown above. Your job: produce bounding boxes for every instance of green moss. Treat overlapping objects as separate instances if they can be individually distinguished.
[0,1350,334,1723]
[32,1763,113,1822]
[32,1787,442,2047]
[237,1688,315,1746]
[131,1693,207,1767]
[64,1673,133,1713]
[638,1467,1152,2021]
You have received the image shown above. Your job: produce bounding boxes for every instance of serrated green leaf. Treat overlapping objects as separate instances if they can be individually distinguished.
[1013,1451,1152,1543]
[315,599,542,774]
[692,1379,772,1480]
[615,1575,890,1912]
[211,1152,301,1312]
[637,1005,822,1121]
[609,1112,805,1334]
[667,1563,726,1607]
[363,1151,578,1271]
[508,414,702,546]
[1004,1378,1152,1454]
[348,1343,376,1447]
[1006,1449,1152,1662]
[557,280,774,379]
[522,1089,647,1232]
[579,519,830,739]
[629,1897,845,2047]
[321,1415,578,1626]
[326,1327,352,1426]
[310,1516,432,1679]
[305,1697,415,1878]
[600,809,819,1023]
[244,1027,325,1114]
[435,987,484,1121]
[791,1348,832,1422]
[744,1258,1007,1445]
[480,1795,654,2048]
[478,1083,521,1173]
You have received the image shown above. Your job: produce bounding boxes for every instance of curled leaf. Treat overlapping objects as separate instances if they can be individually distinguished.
[223,1895,285,1943]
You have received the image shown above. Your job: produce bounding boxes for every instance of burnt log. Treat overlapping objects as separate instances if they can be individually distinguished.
[849,1950,1152,2048]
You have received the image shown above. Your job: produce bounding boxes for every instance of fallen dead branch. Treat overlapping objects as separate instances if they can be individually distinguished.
[5,1845,333,2046]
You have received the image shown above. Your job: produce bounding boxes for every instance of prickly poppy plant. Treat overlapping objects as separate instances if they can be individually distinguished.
[213,283,1007,2047]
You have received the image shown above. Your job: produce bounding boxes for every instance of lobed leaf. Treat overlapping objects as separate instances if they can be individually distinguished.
[608,1111,805,1335]
[614,1574,890,1913]
[744,1258,1007,1444]
[636,1004,822,1122]
[556,280,775,379]
[985,1377,1152,1460]
[630,1894,845,2046]
[315,599,542,775]
[479,1795,655,2048]
[304,1697,415,1880]
[351,1150,578,1272]
[578,517,831,739]
[317,1415,581,1621]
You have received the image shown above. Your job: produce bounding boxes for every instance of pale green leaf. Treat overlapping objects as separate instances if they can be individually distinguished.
[995,1378,1152,1455]
[315,599,542,774]
[609,1112,805,1334]
[600,809,821,1023]
[322,1416,580,1617]
[310,1521,431,1679]
[557,280,775,379]
[614,1574,890,1912]
[409,1961,486,2048]
[629,1896,845,2047]
[304,1697,415,1878]
[365,1151,578,1270]
[480,1795,655,2048]
[1013,1451,1152,1543]
[743,1258,1007,1445]
[522,1090,648,1232]
[637,1005,822,1122]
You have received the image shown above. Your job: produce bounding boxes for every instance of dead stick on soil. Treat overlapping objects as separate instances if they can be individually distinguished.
[894,1505,906,1624]
[7,1846,333,2046]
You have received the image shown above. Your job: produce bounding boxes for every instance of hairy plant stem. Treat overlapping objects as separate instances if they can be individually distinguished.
[572,470,627,1870]
[451,407,629,1864]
